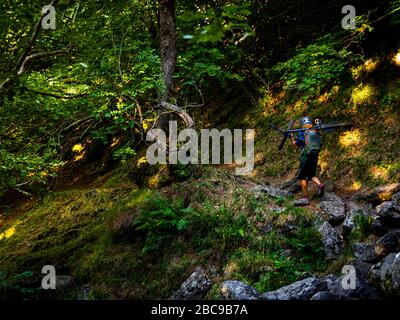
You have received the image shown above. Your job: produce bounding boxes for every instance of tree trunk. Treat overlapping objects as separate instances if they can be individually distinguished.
[159,0,176,102]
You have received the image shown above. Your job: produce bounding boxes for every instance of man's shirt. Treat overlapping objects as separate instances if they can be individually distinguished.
[295,131,305,148]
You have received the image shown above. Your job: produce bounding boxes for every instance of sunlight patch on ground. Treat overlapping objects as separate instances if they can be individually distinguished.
[351,84,375,106]
[0,226,16,240]
[260,88,285,116]
[317,150,329,174]
[393,50,400,67]
[350,180,362,191]
[370,165,389,180]
[364,58,379,72]
[339,129,361,148]
[223,261,238,278]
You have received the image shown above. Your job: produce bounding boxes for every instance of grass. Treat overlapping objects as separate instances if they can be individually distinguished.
[0,163,330,299]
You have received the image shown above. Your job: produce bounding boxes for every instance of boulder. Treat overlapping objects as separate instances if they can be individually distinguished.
[220,281,260,300]
[375,201,400,228]
[261,277,325,300]
[392,192,400,205]
[317,221,342,259]
[349,260,374,281]
[171,267,212,300]
[280,179,301,194]
[353,183,400,206]
[319,193,346,224]
[370,217,391,236]
[294,198,310,207]
[326,273,379,300]
[252,184,292,199]
[321,192,345,204]
[56,275,75,290]
[369,252,400,296]
[352,243,380,263]
[310,291,336,300]
[375,230,400,257]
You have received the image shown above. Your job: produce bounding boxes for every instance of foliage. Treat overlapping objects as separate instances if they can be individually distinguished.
[133,196,192,253]
[271,37,347,97]
[0,270,37,297]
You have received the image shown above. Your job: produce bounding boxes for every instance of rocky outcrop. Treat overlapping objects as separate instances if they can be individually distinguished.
[319,193,346,224]
[171,267,213,300]
[370,216,391,236]
[392,192,400,205]
[317,221,342,259]
[353,183,400,206]
[352,243,380,263]
[325,274,379,300]
[375,230,400,257]
[261,277,325,300]
[251,184,292,199]
[294,198,310,207]
[220,281,260,300]
[369,252,400,296]
[375,201,400,228]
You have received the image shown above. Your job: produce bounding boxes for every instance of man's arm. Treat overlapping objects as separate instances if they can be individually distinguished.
[291,134,299,148]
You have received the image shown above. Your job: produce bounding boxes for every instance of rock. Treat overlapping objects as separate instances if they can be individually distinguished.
[343,201,371,235]
[392,192,400,205]
[352,243,380,263]
[77,285,91,300]
[317,221,342,259]
[353,183,400,206]
[369,252,400,296]
[294,198,310,207]
[310,291,336,300]
[375,230,400,257]
[251,184,292,199]
[171,267,212,300]
[321,192,345,204]
[280,179,301,194]
[370,217,391,236]
[327,273,379,300]
[261,277,325,300]
[319,193,346,224]
[375,201,400,227]
[349,260,374,281]
[220,281,260,300]
[56,275,75,291]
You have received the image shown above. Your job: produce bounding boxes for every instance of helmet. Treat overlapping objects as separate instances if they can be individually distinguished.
[300,116,312,126]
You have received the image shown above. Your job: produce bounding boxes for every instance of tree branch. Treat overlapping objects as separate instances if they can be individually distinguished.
[24,86,87,99]
[0,0,67,92]
[156,101,195,129]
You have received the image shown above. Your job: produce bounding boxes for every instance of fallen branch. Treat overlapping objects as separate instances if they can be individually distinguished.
[61,116,93,133]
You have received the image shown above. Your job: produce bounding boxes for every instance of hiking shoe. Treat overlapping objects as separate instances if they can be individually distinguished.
[294,198,310,206]
[317,183,325,198]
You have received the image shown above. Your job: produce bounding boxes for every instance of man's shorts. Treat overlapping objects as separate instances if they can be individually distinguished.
[296,150,319,180]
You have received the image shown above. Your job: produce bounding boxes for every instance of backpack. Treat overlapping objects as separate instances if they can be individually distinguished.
[304,129,321,153]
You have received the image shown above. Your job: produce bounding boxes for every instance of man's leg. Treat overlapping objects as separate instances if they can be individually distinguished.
[311,176,321,186]
[311,176,325,197]
[300,179,309,199]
